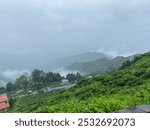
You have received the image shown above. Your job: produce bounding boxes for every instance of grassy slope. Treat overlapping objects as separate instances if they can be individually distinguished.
[7,52,150,113]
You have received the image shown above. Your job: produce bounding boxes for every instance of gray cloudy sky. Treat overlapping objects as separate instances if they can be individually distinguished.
[0,0,150,61]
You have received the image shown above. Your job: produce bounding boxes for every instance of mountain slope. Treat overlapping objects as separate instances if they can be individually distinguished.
[52,52,112,68]
[67,56,130,75]
[6,52,150,113]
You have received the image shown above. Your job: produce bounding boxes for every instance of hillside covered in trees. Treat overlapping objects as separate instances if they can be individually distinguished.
[2,51,149,113]
[0,69,81,96]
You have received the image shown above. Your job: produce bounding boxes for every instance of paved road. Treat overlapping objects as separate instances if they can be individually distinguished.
[42,84,76,93]
[30,83,76,95]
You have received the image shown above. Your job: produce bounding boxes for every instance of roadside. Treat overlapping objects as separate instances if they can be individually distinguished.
[114,104,150,113]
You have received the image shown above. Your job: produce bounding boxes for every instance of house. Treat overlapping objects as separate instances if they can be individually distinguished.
[0,95,9,110]
[62,79,69,83]
[86,76,93,79]
[60,79,69,85]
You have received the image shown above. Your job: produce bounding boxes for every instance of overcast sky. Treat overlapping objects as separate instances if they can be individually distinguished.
[0,0,150,61]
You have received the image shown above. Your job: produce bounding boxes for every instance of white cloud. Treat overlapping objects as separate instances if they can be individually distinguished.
[2,70,30,81]
[52,68,79,77]
[93,47,140,58]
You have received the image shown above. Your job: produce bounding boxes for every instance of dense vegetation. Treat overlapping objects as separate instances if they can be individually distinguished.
[3,69,81,95]
[4,52,150,113]
[4,70,62,93]
[66,73,81,82]
[0,87,5,94]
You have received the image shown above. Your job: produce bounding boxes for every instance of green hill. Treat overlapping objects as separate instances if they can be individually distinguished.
[52,52,111,68]
[5,52,150,113]
[67,56,130,75]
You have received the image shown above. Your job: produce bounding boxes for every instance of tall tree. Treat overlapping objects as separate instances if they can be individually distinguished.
[32,69,46,83]
[6,82,14,92]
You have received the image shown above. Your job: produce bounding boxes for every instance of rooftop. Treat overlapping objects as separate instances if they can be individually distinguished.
[0,96,8,103]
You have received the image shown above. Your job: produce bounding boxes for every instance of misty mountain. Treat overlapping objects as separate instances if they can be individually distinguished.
[67,56,131,75]
[52,52,112,68]
[0,51,109,86]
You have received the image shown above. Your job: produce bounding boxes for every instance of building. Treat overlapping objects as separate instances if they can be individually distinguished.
[60,79,69,85]
[0,95,9,110]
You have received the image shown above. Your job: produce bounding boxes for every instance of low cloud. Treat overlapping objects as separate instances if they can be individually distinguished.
[0,70,29,87]
[52,68,80,77]
[93,47,141,58]
[1,70,30,81]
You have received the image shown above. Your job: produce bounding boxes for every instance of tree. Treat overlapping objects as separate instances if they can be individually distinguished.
[66,73,76,82]
[120,60,131,69]
[53,73,62,82]
[0,87,6,94]
[15,74,29,92]
[66,73,82,82]
[16,75,28,85]
[6,82,14,92]
[143,71,150,79]
[32,69,46,83]
[76,73,82,80]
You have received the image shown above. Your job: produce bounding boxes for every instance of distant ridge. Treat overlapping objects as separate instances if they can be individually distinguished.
[52,52,112,68]
[67,56,130,75]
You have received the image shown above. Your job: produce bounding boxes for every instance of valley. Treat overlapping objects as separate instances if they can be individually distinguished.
[1,51,150,113]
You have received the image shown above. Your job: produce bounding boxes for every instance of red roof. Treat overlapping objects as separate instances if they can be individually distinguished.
[0,96,9,110]
[0,96,8,102]
[0,103,9,110]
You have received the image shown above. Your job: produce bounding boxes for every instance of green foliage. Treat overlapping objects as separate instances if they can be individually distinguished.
[120,60,132,69]
[7,81,150,113]
[5,70,64,93]
[6,82,14,92]
[32,69,45,83]
[32,69,62,84]
[0,87,6,94]
[66,73,81,82]
[9,97,16,108]
[5,52,150,113]
[68,56,130,75]
[31,69,63,85]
